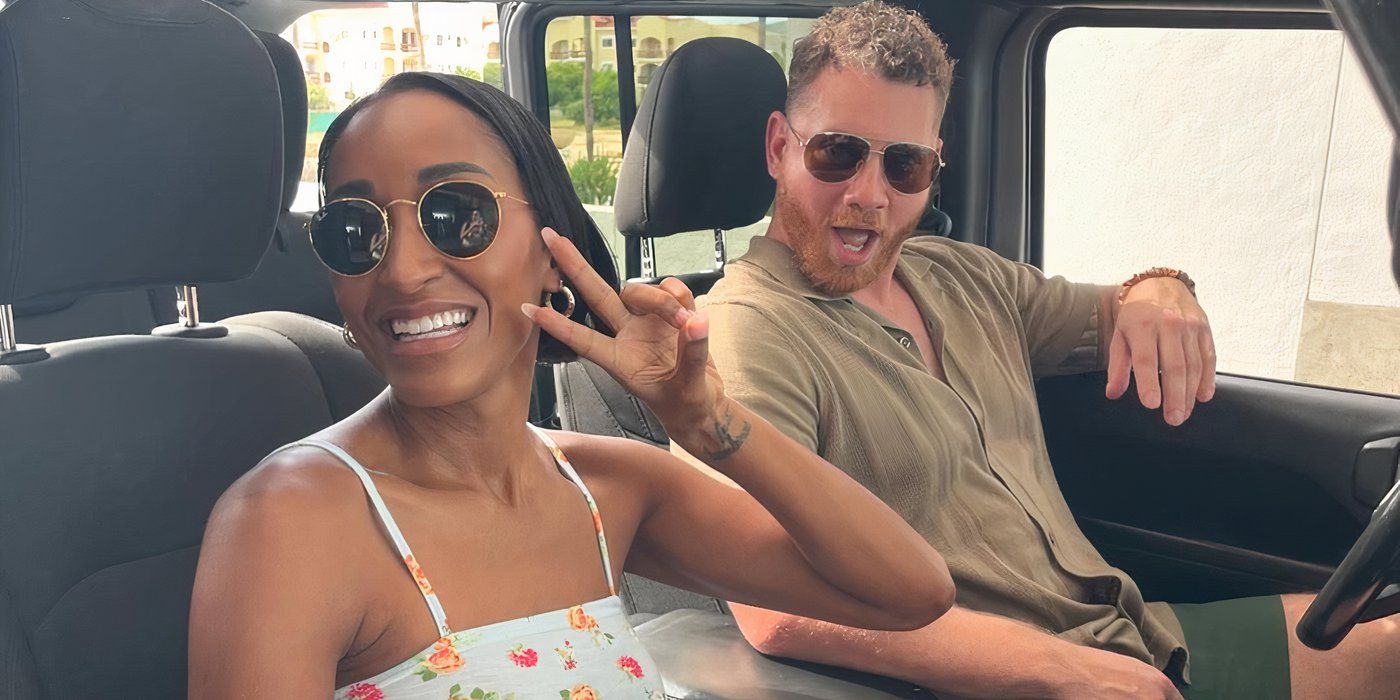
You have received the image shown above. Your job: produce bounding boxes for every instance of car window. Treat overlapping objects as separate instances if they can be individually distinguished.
[1042,27,1399,395]
[544,15,815,278]
[544,16,627,275]
[282,4,502,213]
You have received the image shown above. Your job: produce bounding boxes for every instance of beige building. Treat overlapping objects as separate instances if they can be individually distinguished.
[284,5,500,111]
[543,16,812,89]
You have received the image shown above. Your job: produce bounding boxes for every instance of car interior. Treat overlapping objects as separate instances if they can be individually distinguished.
[0,0,1397,697]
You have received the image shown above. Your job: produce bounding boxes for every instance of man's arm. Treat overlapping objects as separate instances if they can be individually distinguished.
[965,243,1216,426]
[731,604,1182,700]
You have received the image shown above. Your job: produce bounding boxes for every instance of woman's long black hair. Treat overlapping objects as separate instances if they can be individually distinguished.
[317,72,620,363]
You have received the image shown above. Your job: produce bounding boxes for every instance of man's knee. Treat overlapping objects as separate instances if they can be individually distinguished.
[1283,591,1400,696]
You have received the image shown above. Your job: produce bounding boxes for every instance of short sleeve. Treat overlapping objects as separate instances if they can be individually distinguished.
[962,245,1103,377]
[702,300,822,452]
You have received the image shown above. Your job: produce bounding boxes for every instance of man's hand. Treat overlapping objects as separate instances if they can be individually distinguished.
[1054,646,1184,700]
[1105,277,1216,426]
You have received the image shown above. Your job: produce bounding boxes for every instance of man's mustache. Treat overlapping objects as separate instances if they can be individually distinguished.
[829,208,883,231]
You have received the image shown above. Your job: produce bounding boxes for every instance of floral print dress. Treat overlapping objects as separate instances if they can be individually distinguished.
[273,428,665,700]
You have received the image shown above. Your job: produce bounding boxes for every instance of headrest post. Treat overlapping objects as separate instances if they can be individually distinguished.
[640,238,657,279]
[0,304,15,354]
[713,229,727,271]
[177,285,201,328]
[152,285,227,339]
[0,304,50,365]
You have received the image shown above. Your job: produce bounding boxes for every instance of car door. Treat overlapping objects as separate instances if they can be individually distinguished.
[1010,8,1400,605]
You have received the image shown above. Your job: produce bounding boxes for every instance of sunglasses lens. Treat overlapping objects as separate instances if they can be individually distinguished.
[420,181,500,259]
[883,143,939,194]
[309,199,387,276]
[804,133,869,183]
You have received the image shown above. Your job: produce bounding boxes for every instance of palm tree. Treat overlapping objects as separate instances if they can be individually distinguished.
[582,16,595,159]
[412,3,427,70]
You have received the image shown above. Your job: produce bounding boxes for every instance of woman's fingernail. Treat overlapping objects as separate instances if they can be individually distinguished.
[541,227,558,241]
[520,303,538,320]
[686,312,709,341]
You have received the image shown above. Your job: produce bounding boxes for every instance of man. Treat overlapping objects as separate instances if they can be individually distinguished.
[678,2,1400,697]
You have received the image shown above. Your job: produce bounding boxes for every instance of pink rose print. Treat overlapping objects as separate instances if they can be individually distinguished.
[344,683,384,700]
[508,644,539,668]
[617,655,645,680]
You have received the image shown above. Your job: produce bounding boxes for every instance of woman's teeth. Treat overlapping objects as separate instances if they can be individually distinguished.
[390,309,472,340]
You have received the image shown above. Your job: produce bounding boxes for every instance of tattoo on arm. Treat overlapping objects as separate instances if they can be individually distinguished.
[701,403,751,462]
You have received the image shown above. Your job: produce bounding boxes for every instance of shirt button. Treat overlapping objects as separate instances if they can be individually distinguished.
[899,336,912,348]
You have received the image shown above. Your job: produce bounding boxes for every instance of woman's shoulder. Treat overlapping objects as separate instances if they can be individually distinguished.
[542,429,687,497]
[544,429,670,473]
[192,441,378,670]
[207,441,377,548]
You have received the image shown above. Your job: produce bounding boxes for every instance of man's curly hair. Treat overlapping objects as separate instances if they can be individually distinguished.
[788,1,955,112]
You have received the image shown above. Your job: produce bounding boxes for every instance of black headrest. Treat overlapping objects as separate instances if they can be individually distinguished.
[616,37,786,238]
[0,0,283,306]
[255,30,308,214]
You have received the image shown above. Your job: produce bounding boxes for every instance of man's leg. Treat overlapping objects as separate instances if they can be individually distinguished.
[1282,593,1400,699]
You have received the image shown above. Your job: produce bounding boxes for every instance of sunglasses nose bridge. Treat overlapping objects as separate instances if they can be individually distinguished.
[379,198,447,270]
[842,151,892,209]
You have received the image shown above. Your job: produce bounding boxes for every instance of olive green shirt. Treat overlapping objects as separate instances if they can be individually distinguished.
[700,235,1189,679]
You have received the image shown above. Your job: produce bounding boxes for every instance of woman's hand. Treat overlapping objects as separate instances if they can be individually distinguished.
[522,228,728,449]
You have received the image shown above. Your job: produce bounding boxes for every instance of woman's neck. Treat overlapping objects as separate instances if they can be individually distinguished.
[363,366,552,505]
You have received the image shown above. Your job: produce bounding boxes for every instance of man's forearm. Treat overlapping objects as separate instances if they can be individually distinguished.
[1096,284,1118,369]
[732,603,1084,699]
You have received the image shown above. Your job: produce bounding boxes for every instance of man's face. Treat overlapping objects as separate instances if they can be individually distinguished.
[766,68,944,296]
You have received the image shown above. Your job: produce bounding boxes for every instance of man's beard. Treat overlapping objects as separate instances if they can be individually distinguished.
[775,186,918,297]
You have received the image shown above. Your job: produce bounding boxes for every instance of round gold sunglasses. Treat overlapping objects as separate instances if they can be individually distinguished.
[307,179,530,277]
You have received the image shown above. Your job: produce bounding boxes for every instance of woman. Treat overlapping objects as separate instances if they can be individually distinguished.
[189,73,953,698]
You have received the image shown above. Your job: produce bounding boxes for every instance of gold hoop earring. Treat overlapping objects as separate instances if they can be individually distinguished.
[545,286,576,318]
[342,325,358,350]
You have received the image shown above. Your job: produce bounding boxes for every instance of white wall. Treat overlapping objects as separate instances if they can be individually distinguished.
[1042,27,1397,391]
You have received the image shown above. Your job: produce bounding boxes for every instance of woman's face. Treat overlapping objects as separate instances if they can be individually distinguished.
[322,89,555,407]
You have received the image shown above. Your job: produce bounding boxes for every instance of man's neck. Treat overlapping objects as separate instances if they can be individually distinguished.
[849,256,905,311]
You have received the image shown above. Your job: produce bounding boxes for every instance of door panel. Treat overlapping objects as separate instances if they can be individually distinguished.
[1038,371,1400,603]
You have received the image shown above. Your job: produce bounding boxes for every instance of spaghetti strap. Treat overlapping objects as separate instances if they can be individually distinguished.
[529,425,618,596]
[269,439,453,638]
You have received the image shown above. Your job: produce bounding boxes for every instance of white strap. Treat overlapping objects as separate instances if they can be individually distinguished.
[529,425,617,596]
[274,439,453,637]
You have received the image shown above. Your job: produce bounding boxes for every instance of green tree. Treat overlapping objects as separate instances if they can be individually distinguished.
[307,82,334,111]
[453,66,482,81]
[546,62,586,108]
[483,62,503,89]
[568,155,618,205]
[546,63,620,124]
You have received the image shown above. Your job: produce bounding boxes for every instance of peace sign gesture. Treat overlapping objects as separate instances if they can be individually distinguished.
[522,228,726,440]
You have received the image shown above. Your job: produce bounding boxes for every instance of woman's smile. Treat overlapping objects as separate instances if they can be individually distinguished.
[375,300,482,357]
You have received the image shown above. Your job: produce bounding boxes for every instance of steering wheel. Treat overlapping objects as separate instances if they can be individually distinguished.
[1297,477,1400,649]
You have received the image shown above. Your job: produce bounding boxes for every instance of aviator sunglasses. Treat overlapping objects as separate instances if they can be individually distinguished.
[307,180,530,277]
[787,123,945,195]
